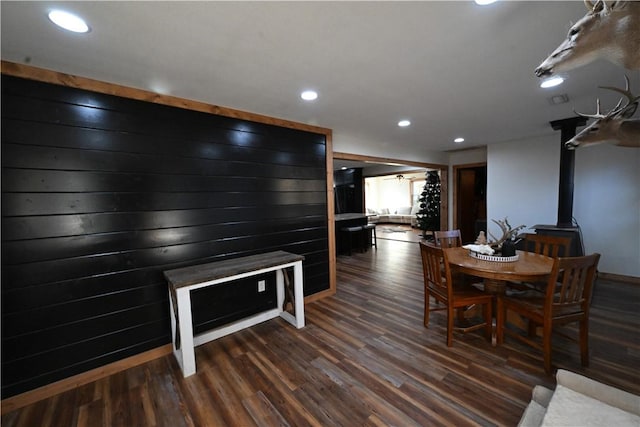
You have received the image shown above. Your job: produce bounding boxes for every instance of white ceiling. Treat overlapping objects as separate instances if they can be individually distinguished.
[1,1,636,163]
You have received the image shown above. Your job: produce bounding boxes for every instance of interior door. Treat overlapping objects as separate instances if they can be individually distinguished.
[454,164,486,243]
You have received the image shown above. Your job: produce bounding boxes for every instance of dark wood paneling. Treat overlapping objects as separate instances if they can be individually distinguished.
[1,75,329,398]
[1,205,327,240]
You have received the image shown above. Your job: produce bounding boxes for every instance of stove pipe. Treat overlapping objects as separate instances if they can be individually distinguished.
[550,117,587,228]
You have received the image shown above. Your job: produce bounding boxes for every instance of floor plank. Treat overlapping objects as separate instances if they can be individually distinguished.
[3,237,639,426]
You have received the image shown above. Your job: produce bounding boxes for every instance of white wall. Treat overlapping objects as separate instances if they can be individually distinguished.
[573,144,640,277]
[487,136,559,237]
[487,136,639,278]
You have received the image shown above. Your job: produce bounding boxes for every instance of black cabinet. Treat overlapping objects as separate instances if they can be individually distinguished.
[334,168,363,214]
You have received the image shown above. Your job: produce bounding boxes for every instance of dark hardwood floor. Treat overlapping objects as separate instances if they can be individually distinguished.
[3,238,639,426]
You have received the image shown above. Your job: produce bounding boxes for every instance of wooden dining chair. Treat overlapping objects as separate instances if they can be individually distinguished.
[511,233,573,293]
[522,233,572,258]
[434,229,463,248]
[419,241,493,347]
[496,253,601,374]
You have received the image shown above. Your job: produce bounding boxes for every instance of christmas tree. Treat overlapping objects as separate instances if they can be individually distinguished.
[416,171,441,238]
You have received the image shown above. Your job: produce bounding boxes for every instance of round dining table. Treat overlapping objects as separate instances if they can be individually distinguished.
[444,246,554,345]
[444,246,554,294]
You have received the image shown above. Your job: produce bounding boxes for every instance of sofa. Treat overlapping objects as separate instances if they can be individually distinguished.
[519,369,640,427]
[367,205,420,226]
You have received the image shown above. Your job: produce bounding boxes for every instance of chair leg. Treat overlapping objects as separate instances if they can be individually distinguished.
[496,297,504,345]
[371,226,377,249]
[483,301,492,342]
[580,318,590,367]
[424,290,431,327]
[447,306,454,347]
[543,322,553,374]
[361,228,369,252]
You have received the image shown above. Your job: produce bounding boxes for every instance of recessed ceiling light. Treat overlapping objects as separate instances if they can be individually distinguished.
[454,137,465,143]
[48,10,90,33]
[540,77,565,89]
[475,0,498,5]
[301,90,318,101]
[398,120,411,127]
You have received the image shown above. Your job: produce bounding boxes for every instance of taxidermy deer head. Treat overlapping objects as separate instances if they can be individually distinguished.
[566,76,640,149]
[535,1,640,78]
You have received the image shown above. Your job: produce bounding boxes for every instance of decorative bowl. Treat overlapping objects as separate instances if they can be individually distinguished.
[469,251,519,263]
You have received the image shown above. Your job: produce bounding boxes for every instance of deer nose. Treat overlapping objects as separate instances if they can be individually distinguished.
[534,66,551,78]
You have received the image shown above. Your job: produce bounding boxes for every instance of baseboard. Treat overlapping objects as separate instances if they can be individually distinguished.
[598,272,640,285]
[1,344,173,415]
[304,288,335,304]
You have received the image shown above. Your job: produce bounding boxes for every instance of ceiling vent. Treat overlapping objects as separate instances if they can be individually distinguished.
[548,94,570,105]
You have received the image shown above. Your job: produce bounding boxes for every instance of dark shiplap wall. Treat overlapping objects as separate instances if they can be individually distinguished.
[1,75,329,398]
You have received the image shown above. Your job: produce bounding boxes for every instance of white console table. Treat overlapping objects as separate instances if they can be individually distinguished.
[164,251,305,377]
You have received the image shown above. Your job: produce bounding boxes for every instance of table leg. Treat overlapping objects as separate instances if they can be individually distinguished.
[168,286,180,350]
[484,279,506,294]
[277,261,305,329]
[282,267,296,314]
[176,288,196,377]
[293,261,305,328]
[276,269,284,313]
[484,279,527,345]
[482,279,505,347]
[496,294,504,345]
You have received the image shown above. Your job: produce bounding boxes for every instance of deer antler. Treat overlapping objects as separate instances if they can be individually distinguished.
[575,75,639,120]
[599,76,640,118]
[487,218,526,248]
[574,98,605,120]
[584,0,608,14]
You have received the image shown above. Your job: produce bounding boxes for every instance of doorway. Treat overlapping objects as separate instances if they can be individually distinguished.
[453,163,487,243]
[333,152,448,231]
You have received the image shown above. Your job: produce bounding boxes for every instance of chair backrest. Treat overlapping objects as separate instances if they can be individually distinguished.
[419,241,452,299]
[434,229,462,248]
[523,233,572,258]
[544,253,601,314]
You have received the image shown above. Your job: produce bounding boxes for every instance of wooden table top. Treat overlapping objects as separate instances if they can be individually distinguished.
[164,251,305,289]
[445,246,553,282]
